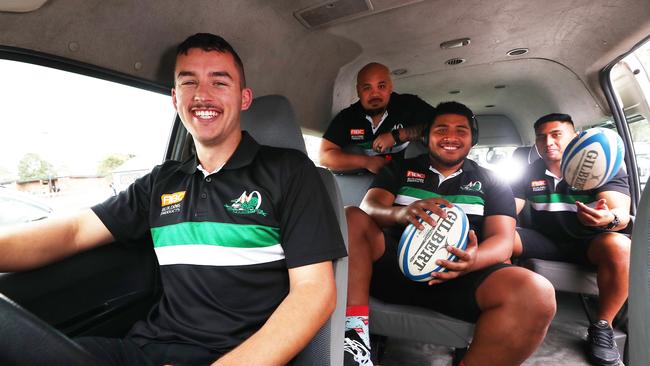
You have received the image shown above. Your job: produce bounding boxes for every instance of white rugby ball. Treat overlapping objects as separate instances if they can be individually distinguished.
[561,128,624,191]
[397,205,469,282]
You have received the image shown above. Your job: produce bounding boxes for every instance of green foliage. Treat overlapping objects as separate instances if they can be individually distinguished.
[97,153,135,177]
[17,153,56,182]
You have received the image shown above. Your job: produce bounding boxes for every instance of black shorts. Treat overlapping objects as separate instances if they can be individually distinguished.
[370,230,511,323]
[516,227,594,265]
[75,336,222,366]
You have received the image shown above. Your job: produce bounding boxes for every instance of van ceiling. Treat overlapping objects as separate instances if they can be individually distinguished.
[1,0,649,144]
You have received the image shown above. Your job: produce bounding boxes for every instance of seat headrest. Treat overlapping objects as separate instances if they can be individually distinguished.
[240,95,306,153]
[512,145,542,165]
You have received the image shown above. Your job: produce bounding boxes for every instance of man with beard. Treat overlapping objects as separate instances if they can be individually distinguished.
[342,102,556,366]
[511,113,631,366]
[320,62,436,174]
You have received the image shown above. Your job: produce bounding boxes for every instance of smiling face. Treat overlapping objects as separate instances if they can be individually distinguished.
[172,48,252,148]
[535,120,577,166]
[427,113,473,169]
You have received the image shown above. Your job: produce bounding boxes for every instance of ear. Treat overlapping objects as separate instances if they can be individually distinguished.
[171,87,178,111]
[241,87,253,111]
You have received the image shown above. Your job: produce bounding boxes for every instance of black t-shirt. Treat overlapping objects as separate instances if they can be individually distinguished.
[92,132,347,354]
[322,92,435,160]
[371,154,516,241]
[511,159,630,241]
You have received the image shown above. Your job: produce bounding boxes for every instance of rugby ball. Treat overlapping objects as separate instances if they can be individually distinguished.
[397,205,469,282]
[561,128,624,191]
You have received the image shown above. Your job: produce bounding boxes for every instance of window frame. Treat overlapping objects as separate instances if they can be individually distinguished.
[0,45,179,162]
[600,34,650,213]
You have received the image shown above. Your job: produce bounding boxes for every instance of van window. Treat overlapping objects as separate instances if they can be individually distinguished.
[0,59,174,216]
[610,39,650,193]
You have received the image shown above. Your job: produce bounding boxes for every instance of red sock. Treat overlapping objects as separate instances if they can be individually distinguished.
[346,305,369,317]
[345,305,370,347]
[458,361,465,366]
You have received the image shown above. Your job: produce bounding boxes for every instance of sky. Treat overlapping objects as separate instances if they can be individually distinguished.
[0,59,175,179]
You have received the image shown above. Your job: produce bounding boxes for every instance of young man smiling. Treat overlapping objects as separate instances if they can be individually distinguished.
[0,33,347,366]
[343,102,555,366]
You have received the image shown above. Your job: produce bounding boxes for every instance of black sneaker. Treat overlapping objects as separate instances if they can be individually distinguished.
[344,330,373,366]
[587,320,621,365]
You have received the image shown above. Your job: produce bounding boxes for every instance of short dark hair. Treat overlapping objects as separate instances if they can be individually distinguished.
[431,101,475,127]
[176,33,246,87]
[534,113,574,131]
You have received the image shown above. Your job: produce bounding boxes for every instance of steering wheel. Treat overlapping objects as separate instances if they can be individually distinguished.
[0,293,106,366]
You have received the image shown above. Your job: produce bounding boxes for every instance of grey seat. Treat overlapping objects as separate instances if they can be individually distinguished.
[241,94,348,366]
[627,177,650,366]
[333,139,428,207]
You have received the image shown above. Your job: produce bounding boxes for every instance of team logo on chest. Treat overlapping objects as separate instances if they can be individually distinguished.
[350,128,365,141]
[460,181,483,193]
[406,170,426,184]
[160,191,186,216]
[225,190,267,216]
[531,180,547,192]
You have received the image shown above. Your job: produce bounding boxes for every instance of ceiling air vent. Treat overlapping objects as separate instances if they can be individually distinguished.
[507,48,529,56]
[295,0,373,29]
[445,58,466,66]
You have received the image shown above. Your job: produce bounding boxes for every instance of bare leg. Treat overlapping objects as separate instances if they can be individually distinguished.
[346,206,385,306]
[513,230,523,256]
[463,267,556,366]
[587,232,630,324]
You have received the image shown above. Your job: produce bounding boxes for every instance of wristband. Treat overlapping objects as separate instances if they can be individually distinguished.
[604,212,620,230]
[391,129,401,145]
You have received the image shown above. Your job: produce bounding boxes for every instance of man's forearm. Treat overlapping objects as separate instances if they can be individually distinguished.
[469,232,514,272]
[320,149,373,171]
[399,124,425,142]
[361,200,401,228]
[0,209,113,272]
[609,207,631,230]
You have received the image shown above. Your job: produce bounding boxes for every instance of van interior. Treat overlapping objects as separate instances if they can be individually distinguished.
[1,0,650,365]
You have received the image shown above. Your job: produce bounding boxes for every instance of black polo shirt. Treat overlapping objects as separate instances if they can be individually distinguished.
[511,159,630,241]
[322,92,435,160]
[371,154,516,241]
[91,132,347,354]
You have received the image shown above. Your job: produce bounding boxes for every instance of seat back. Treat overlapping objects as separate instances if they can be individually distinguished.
[520,258,598,295]
[333,173,374,207]
[628,177,650,366]
[333,139,429,207]
[241,94,347,366]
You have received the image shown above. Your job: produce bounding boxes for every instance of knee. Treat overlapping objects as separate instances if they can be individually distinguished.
[504,270,557,325]
[590,233,630,267]
[524,274,557,323]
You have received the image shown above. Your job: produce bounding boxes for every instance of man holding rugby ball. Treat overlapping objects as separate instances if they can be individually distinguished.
[344,101,556,366]
[511,113,631,366]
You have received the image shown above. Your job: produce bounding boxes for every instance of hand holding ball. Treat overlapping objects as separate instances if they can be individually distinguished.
[397,205,469,282]
[561,128,624,190]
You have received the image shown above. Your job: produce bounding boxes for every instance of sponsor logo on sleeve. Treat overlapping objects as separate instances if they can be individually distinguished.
[531,180,547,192]
[350,128,365,141]
[406,170,426,183]
[225,191,267,216]
[160,191,186,216]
